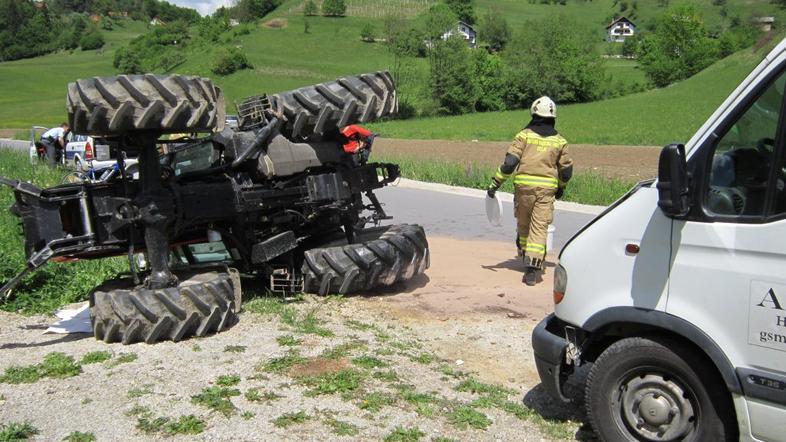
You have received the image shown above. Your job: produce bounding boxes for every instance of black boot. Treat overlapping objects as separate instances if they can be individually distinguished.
[523,268,539,286]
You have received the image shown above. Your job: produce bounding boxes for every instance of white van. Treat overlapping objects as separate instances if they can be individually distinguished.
[533,40,786,441]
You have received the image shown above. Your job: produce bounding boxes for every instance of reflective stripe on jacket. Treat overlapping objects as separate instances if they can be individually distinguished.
[505,128,572,189]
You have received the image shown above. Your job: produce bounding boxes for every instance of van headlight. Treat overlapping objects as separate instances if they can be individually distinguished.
[553,264,567,304]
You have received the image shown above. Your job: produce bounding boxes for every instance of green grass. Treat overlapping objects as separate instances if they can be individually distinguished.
[0,152,126,315]
[383,426,425,442]
[351,355,388,370]
[3,0,779,140]
[0,20,148,127]
[447,405,492,430]
[301,369,365,396]
[358,391,396,413]
[324,417,359,436]
[191,386,241,417]
[136,414,205,436]
[376,152,635,206]
[62,431,96,442]
[258,352,306,374]
[322,341,367,360]
[0,421,38,441]
[370,46,773,146]
[272,410,311,428]
[80,351,112,365]
[372,370,399,383]
[276,335,302,347]
[0,352,82,384]
[127,384,154,398]
[105,353,137,368]
[244,388,283,402]
[216,375,241,387]
[223,345,247,353]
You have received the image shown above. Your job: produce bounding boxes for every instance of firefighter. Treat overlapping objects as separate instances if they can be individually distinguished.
[487,96,573,286]
[39,122,70,167]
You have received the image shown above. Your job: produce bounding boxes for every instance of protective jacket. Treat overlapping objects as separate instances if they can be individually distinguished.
[495,128,573,189]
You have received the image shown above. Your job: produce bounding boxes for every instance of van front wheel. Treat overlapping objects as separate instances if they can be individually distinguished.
[585,337,737,442]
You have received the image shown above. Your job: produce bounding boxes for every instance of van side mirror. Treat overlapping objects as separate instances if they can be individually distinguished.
[657,143,690,217]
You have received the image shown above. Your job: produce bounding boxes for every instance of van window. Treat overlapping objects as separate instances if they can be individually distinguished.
[706,72,786,217]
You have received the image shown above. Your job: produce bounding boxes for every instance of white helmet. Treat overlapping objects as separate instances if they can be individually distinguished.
[530,96,556,118]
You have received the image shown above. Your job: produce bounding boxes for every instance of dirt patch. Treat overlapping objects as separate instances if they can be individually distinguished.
[289,357,348,378]
[263,18,288,29]
[376,138,660,182]
[364,236,554,320]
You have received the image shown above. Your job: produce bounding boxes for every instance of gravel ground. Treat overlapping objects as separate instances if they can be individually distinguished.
[0,294,594,442]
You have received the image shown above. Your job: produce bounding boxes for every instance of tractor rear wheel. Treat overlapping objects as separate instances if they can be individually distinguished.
[67,74,225,136]
[90,270,239,345]
[258,71,397,139]
[302,224,429,295]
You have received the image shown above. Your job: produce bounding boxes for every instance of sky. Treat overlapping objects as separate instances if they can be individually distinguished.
[167,0,232,16]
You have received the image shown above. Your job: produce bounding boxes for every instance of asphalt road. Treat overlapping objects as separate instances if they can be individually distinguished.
[377,185,598,252]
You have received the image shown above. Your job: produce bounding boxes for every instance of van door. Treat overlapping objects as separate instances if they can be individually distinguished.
[667,66,786,440]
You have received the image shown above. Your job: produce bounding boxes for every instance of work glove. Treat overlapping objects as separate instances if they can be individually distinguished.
[555,187,565,200]
[487,178,501,198]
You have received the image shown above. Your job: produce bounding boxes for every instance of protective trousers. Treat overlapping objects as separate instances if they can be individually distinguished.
[514,186,555,269]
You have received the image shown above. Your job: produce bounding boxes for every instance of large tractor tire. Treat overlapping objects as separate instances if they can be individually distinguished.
[67,74,225,136]
[90,270,239,345]
[266,71,397,139]
[302,224,429,296]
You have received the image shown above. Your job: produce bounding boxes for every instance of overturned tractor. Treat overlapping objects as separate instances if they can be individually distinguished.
[1,72,429,344]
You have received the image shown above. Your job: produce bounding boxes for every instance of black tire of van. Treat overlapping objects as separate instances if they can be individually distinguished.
[585,337,738,442]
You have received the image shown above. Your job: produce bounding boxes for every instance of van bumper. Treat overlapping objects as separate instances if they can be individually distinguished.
[532,314,572,402]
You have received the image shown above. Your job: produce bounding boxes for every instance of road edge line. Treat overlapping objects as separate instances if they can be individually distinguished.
[390,178,606,215]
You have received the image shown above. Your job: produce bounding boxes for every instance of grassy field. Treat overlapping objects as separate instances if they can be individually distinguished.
[0,20,148,128]
[1,0,784,150]
[370,44,770,145]
[0,150,125,314]
[376,153,634,206]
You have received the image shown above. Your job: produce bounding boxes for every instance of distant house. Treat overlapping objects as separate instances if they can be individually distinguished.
[606,17,636,42]
[150,16,166,26]
[108,11,129,17]
[441,21,477,48]
[32,1,47,9]
[229,19,240,27]
[753,16,775,33]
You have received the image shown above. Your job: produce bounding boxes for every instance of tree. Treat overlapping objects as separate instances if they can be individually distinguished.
[422,3,456,42]
[211,46,253,75]
[429,36,477,114]
[479,6,510,51]
[80,31,105,50]
[502,15,605,107]
[235,0,281,22]
[636,4,718,87]
[444,0,475,25]
[321,0,346,17]
[303,0,317,16]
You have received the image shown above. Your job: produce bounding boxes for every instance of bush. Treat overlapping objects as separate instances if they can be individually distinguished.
[636,4,718,87]
[211,46,253,75]
[321,0,346,17]
[429,36,477,115]
[360,23,375,42]
[113,46,142,73]
[303,0,317,16]
[502,15,605,107]
[79,31,105,50]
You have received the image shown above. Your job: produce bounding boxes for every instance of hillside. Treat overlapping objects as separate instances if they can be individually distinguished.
[1,0,785,142]
[0,19,148,127]
[369,44,772,146]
